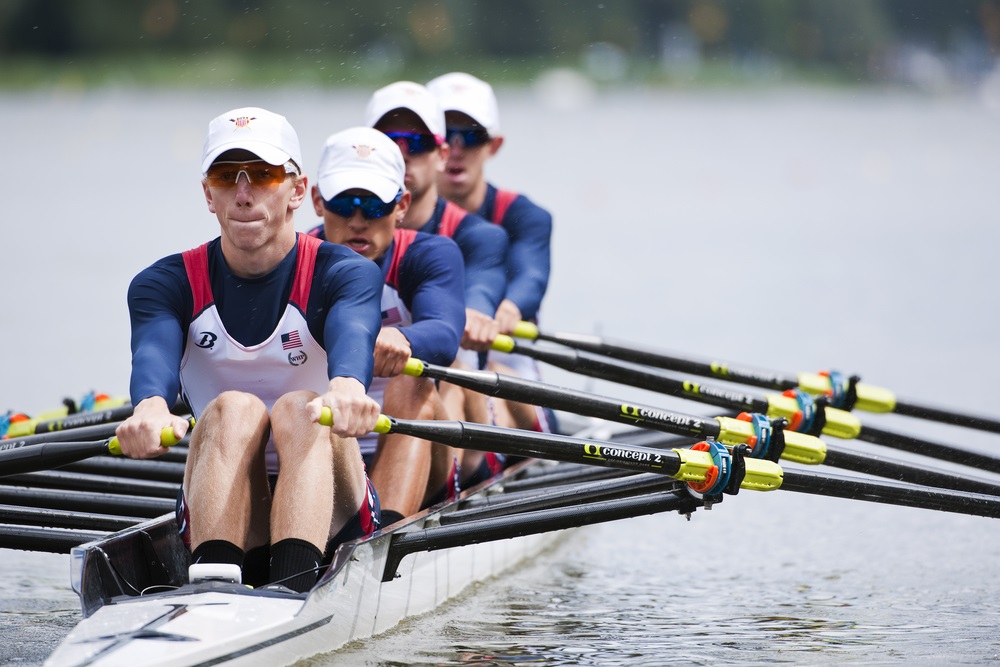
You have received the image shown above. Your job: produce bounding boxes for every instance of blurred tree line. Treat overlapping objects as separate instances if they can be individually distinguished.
[0,0,996,85]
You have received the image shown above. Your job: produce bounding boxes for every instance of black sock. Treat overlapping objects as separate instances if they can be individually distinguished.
[242,545,270,588]
[380,509,405,527]
[191,540,244,567]
[270,538,323,593]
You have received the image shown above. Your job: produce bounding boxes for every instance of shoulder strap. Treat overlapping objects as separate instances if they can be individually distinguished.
[439,201,467,238]
[386,228,418,289]
[492,189,520,225]
[181,243,213,318]
[289,233,323,311]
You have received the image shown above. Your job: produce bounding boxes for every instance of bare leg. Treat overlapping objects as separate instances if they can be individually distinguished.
[270,390,367,549]
[370,375,436,517]
[183,391,271,552]
[490,360,541,431]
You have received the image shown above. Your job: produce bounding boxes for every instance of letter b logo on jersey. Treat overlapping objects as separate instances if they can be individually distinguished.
[195,332,218,349]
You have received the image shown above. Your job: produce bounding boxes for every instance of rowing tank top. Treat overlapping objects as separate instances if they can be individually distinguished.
[178,234,329,474]
[358,229,417,457]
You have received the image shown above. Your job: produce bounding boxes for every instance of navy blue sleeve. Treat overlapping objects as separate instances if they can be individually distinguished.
[127,255,190,406]
[397,234,466,365]
[500,195,552,321]
[310,243,383,390]
[451,213,508,315]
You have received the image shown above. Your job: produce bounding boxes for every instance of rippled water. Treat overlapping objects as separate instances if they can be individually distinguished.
[2,82,999,666]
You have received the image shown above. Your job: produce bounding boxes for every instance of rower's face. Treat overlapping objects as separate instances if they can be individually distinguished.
[312,186,410,260]
[440,112,501,200]
[375,110,447,201]
[203,149,305,253]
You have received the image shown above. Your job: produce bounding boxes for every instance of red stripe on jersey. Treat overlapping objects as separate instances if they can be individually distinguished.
[181,243,214,318]
[491,189,519,225]
[288,233,322,312]
[385,228,417,290]
[438,200,467,238]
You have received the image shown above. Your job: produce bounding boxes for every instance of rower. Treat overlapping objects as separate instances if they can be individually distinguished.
[427,72,557,436]
[308,126,467,521]
[364,81,511,484]
[116,107,384,593]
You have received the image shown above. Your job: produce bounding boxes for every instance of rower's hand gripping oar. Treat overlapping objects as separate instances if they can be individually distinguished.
[509,321,1000,434]
[0,427,184,477]
[319,406,784,502]
[402,356,827,466]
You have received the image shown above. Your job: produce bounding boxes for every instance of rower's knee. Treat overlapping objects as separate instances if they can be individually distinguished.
[196,392,269,445]
[270,390,321,451]
[383,375,436,420]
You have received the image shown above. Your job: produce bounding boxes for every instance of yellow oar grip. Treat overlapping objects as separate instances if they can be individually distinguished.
[797,372,897,413]
[766,393,862,440]
[318,406,392,435]
[107,427,181,456]
[491,334,516,353]
[403,358,425,377]
[715,416,826,465]
[672,447,783,491]
[511,321,539,340]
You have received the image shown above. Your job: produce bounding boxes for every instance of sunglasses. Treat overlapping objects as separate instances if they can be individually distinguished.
[324,190,403,219]
[445,126,491,148]
[383,131,442,155]
[205,160,298,188]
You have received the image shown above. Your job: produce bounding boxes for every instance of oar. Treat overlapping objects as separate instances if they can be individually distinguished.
[2,397,187,438]
[1,421,191,464]
[493,336,1000,476]
[2,393,129,438]
[511,322,1000,434]
[319,409,1000,520]
[0,427,182,477]
[404,358,1000,496]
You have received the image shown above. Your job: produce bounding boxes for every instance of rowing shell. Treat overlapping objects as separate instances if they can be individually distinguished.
[43,437,612,667]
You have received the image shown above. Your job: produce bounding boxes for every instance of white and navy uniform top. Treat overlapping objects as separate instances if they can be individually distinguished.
[127,233,383,474]
[309,225,466,456]
[477,183,552,323]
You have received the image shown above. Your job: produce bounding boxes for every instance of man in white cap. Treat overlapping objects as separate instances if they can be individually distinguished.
[116,107,384,593]
[365,81,514,483]
[428,72,556,434]
[307,126,467,520]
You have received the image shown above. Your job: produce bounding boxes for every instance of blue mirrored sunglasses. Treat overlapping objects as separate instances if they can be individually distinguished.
[445,126,491,148]
[323,190,403,219]
[383,131,441,155]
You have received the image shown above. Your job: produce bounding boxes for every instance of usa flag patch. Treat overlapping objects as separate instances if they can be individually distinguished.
[281,331,302,350]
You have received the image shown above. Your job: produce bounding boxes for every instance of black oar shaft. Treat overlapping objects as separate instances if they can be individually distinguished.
[780,468,1000,519]
[823,447,1000,496]
[534,330,798,391]
[0,441,111,476]
[0,524,108,553]
[386,417,686,477]
[506,341,767,414]
[856,425,1000,475]
[0,486,173,517]
[892,399,1000,434]
[416,362,724,440]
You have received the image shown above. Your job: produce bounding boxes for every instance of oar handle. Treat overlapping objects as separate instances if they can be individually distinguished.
[106,427,182,456]
[318,406,392,435]
[511,321,540,341]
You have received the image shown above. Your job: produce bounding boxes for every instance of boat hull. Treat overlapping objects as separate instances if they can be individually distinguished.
[45,461,562,667]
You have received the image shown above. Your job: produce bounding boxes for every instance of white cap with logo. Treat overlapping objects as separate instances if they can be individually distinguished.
[426,72,500,136]
[201,107,302,174]
[364,81,446,139]
[316,127,405,203]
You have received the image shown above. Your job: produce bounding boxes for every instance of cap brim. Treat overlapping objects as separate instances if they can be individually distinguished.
[318,171,400,202]
[201,141,291,173]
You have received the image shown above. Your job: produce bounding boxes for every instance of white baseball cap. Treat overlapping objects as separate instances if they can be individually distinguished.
[426,72,500,136]
[364,81,446,139]
[201,107,302,174]
[315,127,405,203]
